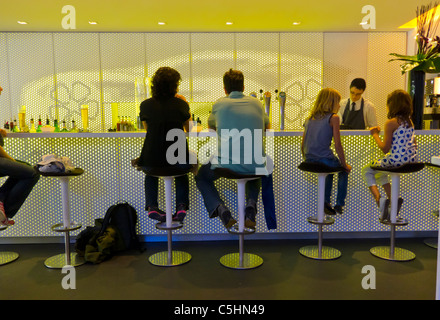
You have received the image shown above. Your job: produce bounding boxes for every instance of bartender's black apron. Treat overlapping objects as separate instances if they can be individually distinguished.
[341,98,365,129]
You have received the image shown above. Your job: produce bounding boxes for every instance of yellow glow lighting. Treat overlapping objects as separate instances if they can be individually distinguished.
[399,4,440,29]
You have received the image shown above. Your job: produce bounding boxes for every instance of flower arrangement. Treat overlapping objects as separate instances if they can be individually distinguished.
[390,2,440,74]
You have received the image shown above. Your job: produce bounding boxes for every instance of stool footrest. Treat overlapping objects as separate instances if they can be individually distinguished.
[155,221,183,231]
[307,216,335,225]
[228,226,256,235]
[380,218,408,226]
[51,222,82,232]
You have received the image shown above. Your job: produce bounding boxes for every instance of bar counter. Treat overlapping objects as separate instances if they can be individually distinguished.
[1,130,439,243]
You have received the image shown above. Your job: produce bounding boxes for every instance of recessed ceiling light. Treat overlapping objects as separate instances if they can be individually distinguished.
[17,21,28,25]
[226,22,233,25]
[292,22,301,25]
[88,21,98,25]
[158,22,166,25]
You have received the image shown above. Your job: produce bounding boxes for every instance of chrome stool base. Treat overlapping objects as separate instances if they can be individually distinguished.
[220,252,263,270]
[44,252,85,269]
[299,245,341,260]
[370,246,415,262]
[148,251,191,267]
[0,252,19,266]
[424,238,438,249]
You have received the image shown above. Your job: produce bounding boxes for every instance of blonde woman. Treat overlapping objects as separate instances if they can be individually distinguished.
[302,88,352,215]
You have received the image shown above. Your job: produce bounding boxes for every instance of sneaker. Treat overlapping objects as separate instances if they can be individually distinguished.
[324,202,336,215]
[173,204,187,223]
[334,205,343,215]
[147,206,166,222]
[217,204,236,229]
[245,199,257,229]
[0,202,14,226]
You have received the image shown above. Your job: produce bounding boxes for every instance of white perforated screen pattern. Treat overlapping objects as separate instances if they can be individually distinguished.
[0,134,438,239]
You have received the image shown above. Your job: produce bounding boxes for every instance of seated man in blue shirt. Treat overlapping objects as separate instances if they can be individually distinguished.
[195,69,270,229]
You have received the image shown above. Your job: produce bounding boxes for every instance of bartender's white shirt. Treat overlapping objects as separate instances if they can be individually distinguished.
[338,98,378,129]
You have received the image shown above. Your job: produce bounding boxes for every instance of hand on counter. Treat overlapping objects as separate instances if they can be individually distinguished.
[369,126,380,135]
[342,163,352,173]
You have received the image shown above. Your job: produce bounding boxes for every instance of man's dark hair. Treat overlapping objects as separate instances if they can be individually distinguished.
[350,78,366,91]
[151,67,181,99]
[223,69,244,94]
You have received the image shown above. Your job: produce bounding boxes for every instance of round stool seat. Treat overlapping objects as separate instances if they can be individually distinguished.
[40,167,85,268]
[142,167,193,267]
[298,161,342,260]
[213,168,263,180]
[214,167,263,270]
[0,226,19,266]
[298,162,344,174]
[38,167,84,177]
[370,162,425,174]
[368,163,424,262]
[143,166,193,177]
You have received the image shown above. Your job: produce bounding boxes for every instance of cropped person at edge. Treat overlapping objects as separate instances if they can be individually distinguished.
[0,85,40,226]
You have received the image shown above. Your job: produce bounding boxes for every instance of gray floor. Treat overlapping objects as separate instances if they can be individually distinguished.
[0,236,438,300]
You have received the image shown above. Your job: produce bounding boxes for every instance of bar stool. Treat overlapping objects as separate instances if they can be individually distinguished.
[0,225,19,266]
[144,167,192,267]
[40,168,85,268]
[214,168,264,270]
[298,162,343,260]
[423,163,440,249]
[369,162,425,261]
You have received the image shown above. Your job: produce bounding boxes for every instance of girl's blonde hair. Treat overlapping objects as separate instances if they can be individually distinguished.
[309,88,341,119]
[387,90,413,127]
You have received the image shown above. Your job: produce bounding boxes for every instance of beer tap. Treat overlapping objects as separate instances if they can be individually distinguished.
[279,91,286,130]
[264,91,271,117]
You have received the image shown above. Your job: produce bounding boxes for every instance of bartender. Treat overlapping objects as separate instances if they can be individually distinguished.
[339,78,377,129]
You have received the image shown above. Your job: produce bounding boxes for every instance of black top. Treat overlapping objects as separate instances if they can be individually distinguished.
[138,96,190,167]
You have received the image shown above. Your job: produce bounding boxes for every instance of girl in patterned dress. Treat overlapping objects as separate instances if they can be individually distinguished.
[362,90,417,220]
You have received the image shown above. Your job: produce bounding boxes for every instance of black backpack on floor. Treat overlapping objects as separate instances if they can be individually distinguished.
[99,202,143,252]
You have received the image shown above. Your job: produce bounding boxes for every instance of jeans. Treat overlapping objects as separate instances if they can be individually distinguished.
[195,163,261,218]
[305,157,348,207]
[142,164,192,211]
[0,158,40,218]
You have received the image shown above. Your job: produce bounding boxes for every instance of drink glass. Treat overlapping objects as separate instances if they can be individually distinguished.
[81,105,89,132]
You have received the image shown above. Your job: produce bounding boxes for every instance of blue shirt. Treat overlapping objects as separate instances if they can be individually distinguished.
[208,91,270,175]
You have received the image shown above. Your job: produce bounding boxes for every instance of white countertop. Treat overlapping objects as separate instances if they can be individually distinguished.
[4,129,440,138]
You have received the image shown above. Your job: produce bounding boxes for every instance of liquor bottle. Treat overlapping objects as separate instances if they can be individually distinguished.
[54,119,60,132]
[13,119,19,132]
[61,120,68,132]
[70,120,78,133]
[36,116,42,133]
[29,118,36,133]
[4,121,9,131]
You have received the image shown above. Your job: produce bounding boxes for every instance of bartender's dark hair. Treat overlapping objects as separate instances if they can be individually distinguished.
[387,90,413,127]
[151,67,181,99]
[223,69,244,94]
[350,78,366,91]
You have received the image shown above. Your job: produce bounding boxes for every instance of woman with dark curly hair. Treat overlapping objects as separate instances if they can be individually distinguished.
[134,67,196,223]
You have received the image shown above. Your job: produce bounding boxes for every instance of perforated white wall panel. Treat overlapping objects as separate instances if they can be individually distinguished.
[0,133,438,239]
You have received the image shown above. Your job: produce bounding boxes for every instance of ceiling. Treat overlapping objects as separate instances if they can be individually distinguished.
[0,0,423,33]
